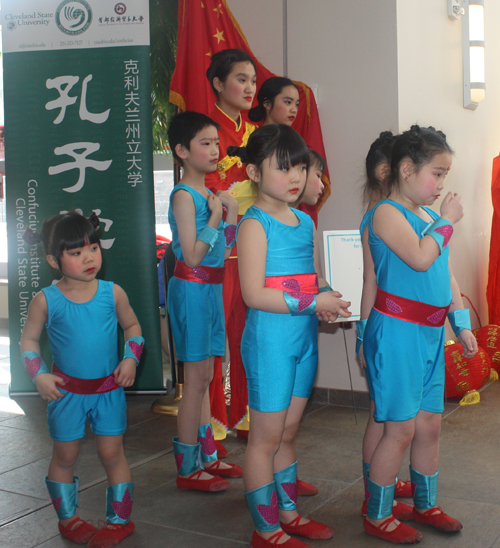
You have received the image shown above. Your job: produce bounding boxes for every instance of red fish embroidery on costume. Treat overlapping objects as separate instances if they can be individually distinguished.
[96,376,118,393]
[224,224,237,246]
[51,495,62,512]
[192,266,210,281]
[386,298,403,314]
[282,279,315,312]
[256,490,279,525]
[128,341,144,362]
[110,488,133,520]
[435,225,453,247]
[24,356,42,378]
[197,426,216,455]
[175,454,184,471]
[427,309,446,325]
[281,482,297,503]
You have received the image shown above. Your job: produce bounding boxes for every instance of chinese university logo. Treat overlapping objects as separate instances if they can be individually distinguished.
[115,3,127,15]
[56,0,92,36]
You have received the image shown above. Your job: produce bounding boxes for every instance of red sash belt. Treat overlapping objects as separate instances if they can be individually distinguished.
[265,273,319,294]
[53,364,120,395]
[374,288,450,327]
[174,260,226,284]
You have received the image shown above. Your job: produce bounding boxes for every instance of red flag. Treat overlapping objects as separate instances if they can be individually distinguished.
[487,154,500,323]
[169,0,331,212]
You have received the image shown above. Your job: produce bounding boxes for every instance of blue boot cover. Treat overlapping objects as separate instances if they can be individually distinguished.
[410,466,438,510]
[173,437,202,476]
[365,474,395,520]
[274,461,297,511]
[106,482,134,524]
[45,476,79,520]
[245,481,280,533]
[197,423,218,464]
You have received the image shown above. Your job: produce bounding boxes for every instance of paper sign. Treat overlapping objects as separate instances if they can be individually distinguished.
[323,230,363,321]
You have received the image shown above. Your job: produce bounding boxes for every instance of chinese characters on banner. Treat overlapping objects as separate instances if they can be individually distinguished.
[3,0,163,393]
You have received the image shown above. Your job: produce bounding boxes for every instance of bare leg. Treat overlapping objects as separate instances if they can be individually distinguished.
[362,400,384,463]
[48,439,81,527]
[244,406,290,542]
[367,419,415,530]
[410,410,441,477]
[273,396,310,526]
[177,357,217,480]
[95,435,131,485]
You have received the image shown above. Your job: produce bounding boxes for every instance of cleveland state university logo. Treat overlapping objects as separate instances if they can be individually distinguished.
[56,0,92,35]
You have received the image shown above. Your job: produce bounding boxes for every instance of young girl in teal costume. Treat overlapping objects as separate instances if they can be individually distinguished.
[236,124,351,548]
[21,212,144,548]
[358,126,477,544]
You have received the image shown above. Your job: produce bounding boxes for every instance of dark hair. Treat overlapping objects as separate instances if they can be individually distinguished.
[206,48,257,96]
[228,124,310,174]
[388,125,453,195]
[167,111,219,166]
[308,150,325,173]
[24,212,100,268]
[363,131,396,204]
[248,77,299,123]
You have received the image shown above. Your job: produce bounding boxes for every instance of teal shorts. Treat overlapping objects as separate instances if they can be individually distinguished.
[364,309,445,422]
[47,387,127,442]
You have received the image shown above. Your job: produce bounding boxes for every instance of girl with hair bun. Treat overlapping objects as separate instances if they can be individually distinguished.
[358,126,477,544]
[248,76,300,127]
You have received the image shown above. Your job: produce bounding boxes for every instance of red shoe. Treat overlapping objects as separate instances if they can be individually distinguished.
[87,521,135,548]
[280,515,334,540]
[204,459,243,478]
[361,500,413,521]
[250,530,310,547]
[296,478,319,496]
[412,507,463,532]
[215,440,228,459]
[395,479,412,498]
[364,516,422,544]
[237,428,249,439]
[58,516,98,544]
[176,469,231,492]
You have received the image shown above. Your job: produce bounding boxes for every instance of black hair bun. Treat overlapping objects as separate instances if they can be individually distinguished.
[23,228,42,246]
[227,145,247,163]
[88,212,100,230]
[248,105,265,123]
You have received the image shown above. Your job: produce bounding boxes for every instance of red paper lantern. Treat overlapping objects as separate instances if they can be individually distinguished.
[472,325,500,374]
[444,341,491,398]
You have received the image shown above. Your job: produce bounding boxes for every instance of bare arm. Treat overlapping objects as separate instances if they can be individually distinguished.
[372,193,463,272]
[172,189,223,269]
[360,226,378,320]
[113,284,142,387]
[238,218,351,316]
[20,292,64,400]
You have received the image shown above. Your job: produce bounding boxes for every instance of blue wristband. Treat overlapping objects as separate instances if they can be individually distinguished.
[124,336,145,365]
[319,285,333,293]
[447,309,471,336]
[356,319,367,358]
[22,350,50,382]
[283,291,317,315]
[197,225,219,251]
[421,217,453,254]
[223,222,237,248]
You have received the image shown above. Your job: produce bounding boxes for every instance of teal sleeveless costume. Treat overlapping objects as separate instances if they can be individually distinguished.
[240,206,319,413]
[43,280,127,442]
[167,184,226,361]
[360,200,451,422]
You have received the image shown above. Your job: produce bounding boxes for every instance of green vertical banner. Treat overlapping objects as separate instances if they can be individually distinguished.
[3,0,163,393]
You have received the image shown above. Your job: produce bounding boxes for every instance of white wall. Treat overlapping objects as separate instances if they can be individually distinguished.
[397,0,500,334]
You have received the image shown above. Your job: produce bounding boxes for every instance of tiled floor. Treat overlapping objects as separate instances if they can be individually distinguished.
[1,334,500,547]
